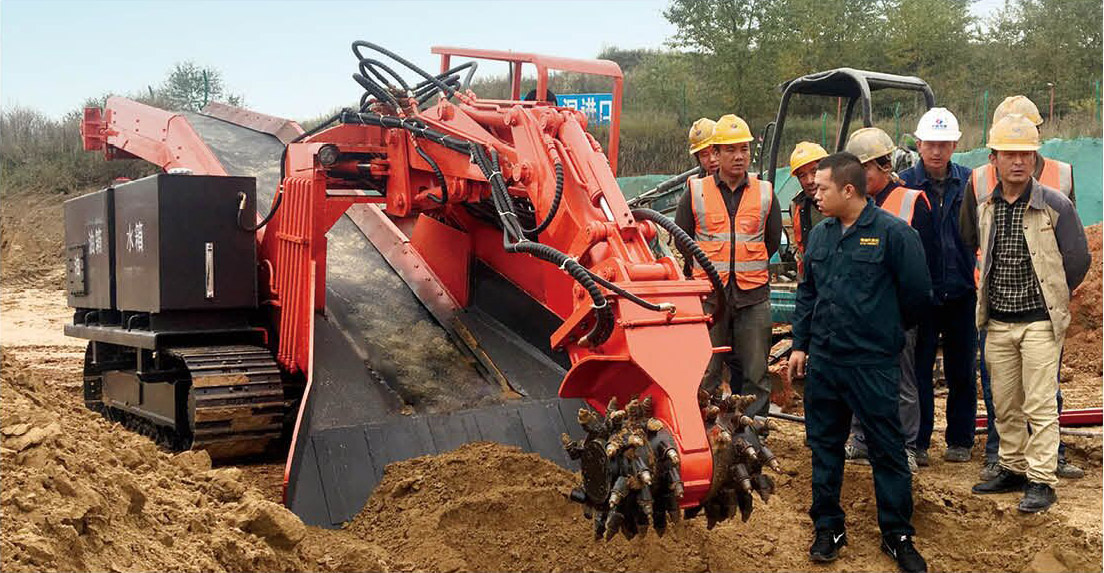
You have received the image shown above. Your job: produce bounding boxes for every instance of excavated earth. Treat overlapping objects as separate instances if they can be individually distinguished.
[2,191,1101,572]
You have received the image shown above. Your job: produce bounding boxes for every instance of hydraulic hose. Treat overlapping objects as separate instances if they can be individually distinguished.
[238,111,344,232]
[353,73,401,109]
[586,271,672,314]
[357,57,411,93]
[506,241,615,346]
[631,207,724,297]
[415,145,448,203]
[477,145,614,346]
[352,41,456,100]
[521,162,564,238]
[626,166,704,208]
[341,103,620,344]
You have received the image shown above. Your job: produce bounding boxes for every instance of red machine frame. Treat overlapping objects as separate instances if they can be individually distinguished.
[432,46,624,174]
[82,48,720,508]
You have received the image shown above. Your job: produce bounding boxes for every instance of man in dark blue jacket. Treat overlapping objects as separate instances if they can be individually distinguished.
[899,108,977,466]
[790,152,933,573]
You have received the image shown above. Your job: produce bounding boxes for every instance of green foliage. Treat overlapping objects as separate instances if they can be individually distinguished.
[0,106,156,196]
[160,61,244,112]
[0,61,243,196]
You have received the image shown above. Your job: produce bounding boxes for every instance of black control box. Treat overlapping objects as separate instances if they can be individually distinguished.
[114,173,258,312]
[65,188,115,309]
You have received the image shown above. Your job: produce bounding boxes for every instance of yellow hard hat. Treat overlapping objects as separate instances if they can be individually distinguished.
[711,114,754,145]
[993,95,1044,126]
[845,127,895,164]
[789,141,828,175]
[688,118,716,156]
[987,113,1041,151]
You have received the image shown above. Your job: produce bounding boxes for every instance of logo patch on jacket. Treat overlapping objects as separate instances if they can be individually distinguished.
[859,237,880,246]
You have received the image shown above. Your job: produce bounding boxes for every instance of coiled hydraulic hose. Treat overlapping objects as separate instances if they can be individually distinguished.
[352,41,457,100]
[631,207,724,297]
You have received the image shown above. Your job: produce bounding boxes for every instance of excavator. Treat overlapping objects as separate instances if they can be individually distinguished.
[65,41,780,536]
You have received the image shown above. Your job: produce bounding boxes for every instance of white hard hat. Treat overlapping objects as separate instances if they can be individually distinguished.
[914,107,961,142]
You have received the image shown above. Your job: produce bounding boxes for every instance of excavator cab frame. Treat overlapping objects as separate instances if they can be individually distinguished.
[755,68,935,283]
[759,67,935,186]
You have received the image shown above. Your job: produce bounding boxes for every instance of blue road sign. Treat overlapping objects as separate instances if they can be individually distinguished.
[556,93,613,126]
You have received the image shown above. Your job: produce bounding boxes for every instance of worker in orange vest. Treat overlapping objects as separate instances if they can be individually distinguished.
[842,127,935,473]
[960,96,1084,482]
[674,114,782,419]
[789,142,829,279]
[679,118,723,277]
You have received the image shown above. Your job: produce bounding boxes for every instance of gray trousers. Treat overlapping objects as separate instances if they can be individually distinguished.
[851,327,920,451]
[701,296,772,419]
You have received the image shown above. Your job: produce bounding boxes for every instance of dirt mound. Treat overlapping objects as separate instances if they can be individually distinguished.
[342,431,1101,572]
[0,349,388,572]
[0,192,67,289]
[1062,223,1102,408]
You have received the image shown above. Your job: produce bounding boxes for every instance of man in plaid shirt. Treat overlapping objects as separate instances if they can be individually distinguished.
[970,114,1089,513]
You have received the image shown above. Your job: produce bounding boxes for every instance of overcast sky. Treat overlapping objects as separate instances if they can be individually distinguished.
[1,0,1008,121]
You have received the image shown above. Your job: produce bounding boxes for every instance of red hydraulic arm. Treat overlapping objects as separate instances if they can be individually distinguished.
[81,96,228,176]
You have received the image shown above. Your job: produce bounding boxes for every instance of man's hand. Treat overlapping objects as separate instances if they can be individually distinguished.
[788,350,807,381]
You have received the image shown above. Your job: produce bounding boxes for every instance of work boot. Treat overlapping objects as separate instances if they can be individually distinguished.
[881,534,928,573]
[914,449,930,467]
[943,446,971,463]
[906,449,919,474]
[809,528,847,562]
[1018,482,1057,513]
[844,442,870,466]
[978,461,1001,482]
[971,467,1027,494]
[1056,458,1085,479]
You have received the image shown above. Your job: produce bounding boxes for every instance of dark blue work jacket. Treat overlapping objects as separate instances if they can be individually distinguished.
[792,199,933,366]
[899,161,975,302]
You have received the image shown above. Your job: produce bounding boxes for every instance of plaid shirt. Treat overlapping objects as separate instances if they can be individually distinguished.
[988,191,1047,320]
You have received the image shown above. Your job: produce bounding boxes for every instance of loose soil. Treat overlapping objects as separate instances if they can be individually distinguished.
[1,192,1100,571]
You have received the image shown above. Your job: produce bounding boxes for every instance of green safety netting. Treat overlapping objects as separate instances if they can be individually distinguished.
[618,138,1103,226]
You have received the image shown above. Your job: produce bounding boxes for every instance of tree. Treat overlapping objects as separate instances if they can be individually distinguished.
[992,0,1102,117]
[159,62,244,112]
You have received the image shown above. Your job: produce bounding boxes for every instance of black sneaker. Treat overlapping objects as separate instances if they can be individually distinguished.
[1018,482,1057,513]
[809,528,847,562]
[1056,458,1085,479]
[971,467,1027,494]
[881,534,928,573]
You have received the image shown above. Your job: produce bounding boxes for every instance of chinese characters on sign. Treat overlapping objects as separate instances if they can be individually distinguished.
[556,93,613,126]
[86,225,105,256]
[126,221,145,253]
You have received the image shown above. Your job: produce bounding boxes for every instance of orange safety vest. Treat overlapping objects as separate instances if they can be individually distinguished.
[971,158,1073,202]
[878,185,930,224]
[689,175,773,290]
[970,157,1073,284]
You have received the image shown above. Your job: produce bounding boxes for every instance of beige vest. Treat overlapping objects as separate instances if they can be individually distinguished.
[976,181,1072,341]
